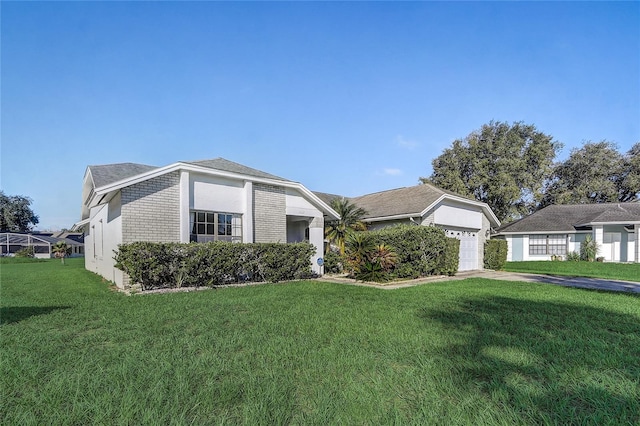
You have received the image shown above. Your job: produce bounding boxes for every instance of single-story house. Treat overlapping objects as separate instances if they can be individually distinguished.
[0,232,84,258]
[316,183,501,271]
[494,203,640,262]
[75,158,339,288]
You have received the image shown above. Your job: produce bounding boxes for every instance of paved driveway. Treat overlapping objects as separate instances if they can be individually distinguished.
[444,270,640,294]
[322,271,640,293]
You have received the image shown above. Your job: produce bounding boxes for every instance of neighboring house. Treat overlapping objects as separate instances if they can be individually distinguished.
[0,232,84,258]
[316,183,501,271]
[494,203,640,263]
[75,158,339,288]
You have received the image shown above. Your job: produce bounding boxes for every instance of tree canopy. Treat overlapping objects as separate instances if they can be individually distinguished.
[540,141,638,206]
[0,191,39,232]
[422,121,561,222]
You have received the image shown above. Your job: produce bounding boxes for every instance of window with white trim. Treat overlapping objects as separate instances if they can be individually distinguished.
[529,234,566,255]
[190,211,242,243]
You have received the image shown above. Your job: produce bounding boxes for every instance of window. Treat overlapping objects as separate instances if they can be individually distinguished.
[190,211,242,243]
[529,234,566,256]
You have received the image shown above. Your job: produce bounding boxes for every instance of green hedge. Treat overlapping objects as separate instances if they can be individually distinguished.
[438,237,460,276]
[114,241,316,291]
[355,225,455,279]
[484,239,508,270]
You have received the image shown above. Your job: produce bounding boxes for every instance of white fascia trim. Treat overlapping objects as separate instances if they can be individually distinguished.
[71,218,90,231]
[92,162,341,219]
[419,194,501,227]
[363,214,418,223]
[575,221,640,227]
[495,230,583,236]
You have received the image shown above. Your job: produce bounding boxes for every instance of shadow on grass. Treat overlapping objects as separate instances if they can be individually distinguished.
[1,306,71,325]
[418,296,640,424]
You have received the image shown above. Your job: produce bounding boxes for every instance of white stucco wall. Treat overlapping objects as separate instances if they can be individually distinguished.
[433,201,483,230]
[84,193,124,287]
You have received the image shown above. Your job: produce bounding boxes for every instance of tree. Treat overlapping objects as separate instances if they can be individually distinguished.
[324,198,368,255]
[422,121,561,222]
[52,241,71,264]
[0,191,39,232]
[540,141,634,206]
[620,143,640,202]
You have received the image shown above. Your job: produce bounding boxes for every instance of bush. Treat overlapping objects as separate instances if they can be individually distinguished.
[565,251,581,261]
[114,242,315,291]
[580,235,599,262]
[323,249,344,274]
[484,239,507,270]
[346,225,451,280]
[15,246,35,258]
[437,237,460,276]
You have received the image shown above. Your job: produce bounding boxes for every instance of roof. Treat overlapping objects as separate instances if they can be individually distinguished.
[313,184,499,227]
[496,203,640,234]
[88,158,292,190]
[351,184,448,219]
[184,158,291,182]
[89,163,158,188]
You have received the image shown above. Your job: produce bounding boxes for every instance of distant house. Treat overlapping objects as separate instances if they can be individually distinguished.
[0,232,84,258]
[316,184,501,271]
[494,203,640,262]
[75,158,339,288]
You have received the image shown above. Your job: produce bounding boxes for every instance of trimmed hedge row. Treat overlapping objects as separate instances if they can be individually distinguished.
[355,225,458,279]
[114,241,316,291]
[484,239,508,270]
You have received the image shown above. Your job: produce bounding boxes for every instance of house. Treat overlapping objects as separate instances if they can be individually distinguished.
[75,158,339,288]
[0,232,84,258]
[316,183,501,271]
[494,203,640,262]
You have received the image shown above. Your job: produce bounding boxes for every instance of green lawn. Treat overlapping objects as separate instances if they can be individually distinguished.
[2,259,639,425]
[505,261,640,282]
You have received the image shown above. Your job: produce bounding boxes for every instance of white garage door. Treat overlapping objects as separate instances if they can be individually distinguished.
[445,229,478,271]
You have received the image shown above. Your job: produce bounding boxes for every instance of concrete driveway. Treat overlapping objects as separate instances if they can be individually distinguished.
[457,270,640,294]
[322,270,640,293]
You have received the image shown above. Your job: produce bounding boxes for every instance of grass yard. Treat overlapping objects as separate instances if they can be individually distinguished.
[505,261,640,282]
[2,259,639,425]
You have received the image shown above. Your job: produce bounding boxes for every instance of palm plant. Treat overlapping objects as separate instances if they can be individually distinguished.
[52,241,70,264]
[325,198,368,255]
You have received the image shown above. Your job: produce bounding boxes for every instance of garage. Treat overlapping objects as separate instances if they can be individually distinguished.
[445,229,479,271]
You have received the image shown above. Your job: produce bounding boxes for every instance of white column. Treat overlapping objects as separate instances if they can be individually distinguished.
[308,216,324,275]
[243,181,254,243]
[633,224,640,263]
[594,225,604,258]
[179,171,190,243]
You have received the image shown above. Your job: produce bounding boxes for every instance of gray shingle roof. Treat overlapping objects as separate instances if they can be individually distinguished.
[350,184,448,219]
[184,158,291,182]
[88,158,292,189]
[89,163,158,188]
[497,203,640,233]
[312,191,344,207]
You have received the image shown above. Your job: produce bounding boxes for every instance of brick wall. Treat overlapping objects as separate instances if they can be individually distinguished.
[121,171,181,244]
[253,183,286,243]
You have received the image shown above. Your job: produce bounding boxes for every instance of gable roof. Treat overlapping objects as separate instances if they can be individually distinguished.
[184,158,291,182]
[88,162,158,188]
[351,183,448,219]
[496,203,640,234]
[313,184,500,227]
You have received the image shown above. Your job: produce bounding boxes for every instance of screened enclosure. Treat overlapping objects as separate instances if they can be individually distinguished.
[0,233,84,258]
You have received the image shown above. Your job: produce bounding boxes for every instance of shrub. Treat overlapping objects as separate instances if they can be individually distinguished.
[348,225,451,279]
[580,235,598,262]
[484,239,507,270]
[437,237,460,276]
[15,246,35,258]
[323,249,344,274]
[114,242,315,291]
[565,251,581,261]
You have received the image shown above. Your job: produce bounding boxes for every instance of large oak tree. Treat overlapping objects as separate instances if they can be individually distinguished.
[0,191,39,232]
[422,121,561,222]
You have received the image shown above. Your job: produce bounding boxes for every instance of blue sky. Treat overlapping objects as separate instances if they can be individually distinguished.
[2,1,639,230]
